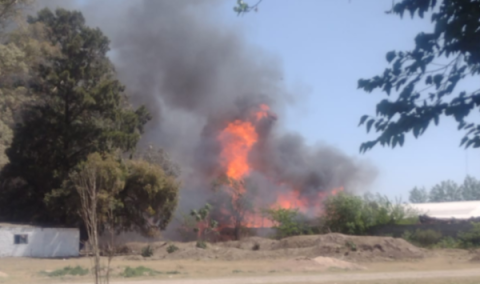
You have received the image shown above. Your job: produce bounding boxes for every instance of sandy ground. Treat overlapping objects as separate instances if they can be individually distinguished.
[1,252,479,284]
[59,269,480,284]
[0,234,479,284]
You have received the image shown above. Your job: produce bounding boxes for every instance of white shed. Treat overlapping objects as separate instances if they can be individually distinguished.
[403,201,480,219]
[0,223,79,258]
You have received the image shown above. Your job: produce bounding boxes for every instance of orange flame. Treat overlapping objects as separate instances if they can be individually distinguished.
[274,190,304,209]
[218,120,258,179]
[216,104,345,228]
[331,186,344,195]
[218,104,270,179]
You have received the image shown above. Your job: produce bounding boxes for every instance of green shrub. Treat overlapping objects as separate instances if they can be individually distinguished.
[122,266,160,278]
[196,240,207,249]
[41,266,89,277]
[323,193,368,235]
[412,229,443,247]
[322,192,418,235]
[401,230,414,242]
[458,222,480,248]
[141,245,154,257]
[434,237,460,249]
[263,208,308,239]
[166,244,179,254]
[402,229,443,247]
[345,240,357,251]
[166,271,180,275]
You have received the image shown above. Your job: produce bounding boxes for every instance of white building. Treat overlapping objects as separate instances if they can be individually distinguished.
[404,201,480,219]
[0,223,79,258]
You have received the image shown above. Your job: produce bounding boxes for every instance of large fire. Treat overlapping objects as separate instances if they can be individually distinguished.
[215,104,344,228]
[218,121,258,181]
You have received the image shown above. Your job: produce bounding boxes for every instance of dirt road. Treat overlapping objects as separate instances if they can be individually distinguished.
[63,269,480,284]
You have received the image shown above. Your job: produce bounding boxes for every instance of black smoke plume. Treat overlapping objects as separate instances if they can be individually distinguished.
[34,0,377,235]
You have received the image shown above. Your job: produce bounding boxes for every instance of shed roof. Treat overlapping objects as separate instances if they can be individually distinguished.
[404,201,480,219]
[0,223,78,230]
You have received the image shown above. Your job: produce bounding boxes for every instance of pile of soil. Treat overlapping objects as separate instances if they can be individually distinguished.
[469,250,480,262]
[122,233,425,262]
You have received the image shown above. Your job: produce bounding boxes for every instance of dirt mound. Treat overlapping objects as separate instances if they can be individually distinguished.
[470,252,480,262]
[219,236,278,251]
[122,233,425,262]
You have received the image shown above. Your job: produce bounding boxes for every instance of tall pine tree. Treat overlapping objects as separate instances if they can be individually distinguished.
[0,8,150,226]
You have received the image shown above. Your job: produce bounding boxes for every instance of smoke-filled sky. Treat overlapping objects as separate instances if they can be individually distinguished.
[34,0,480,201]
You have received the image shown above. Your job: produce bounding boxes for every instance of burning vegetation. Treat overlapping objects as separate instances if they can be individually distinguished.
[198,103,349,237]
[32,0,377,240]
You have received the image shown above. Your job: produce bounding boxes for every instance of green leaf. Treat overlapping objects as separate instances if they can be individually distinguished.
[425,75,432,85]
[392,136,398,148]
[433,74,443,89]
[413,126,421,138]
[358,115,368,126]
[386,51,396,63]
[366,119,375,133]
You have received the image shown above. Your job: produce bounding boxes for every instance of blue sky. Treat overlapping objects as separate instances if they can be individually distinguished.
[215,0,480,199]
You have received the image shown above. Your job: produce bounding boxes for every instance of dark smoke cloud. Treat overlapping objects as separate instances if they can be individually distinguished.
[34,0,377,232]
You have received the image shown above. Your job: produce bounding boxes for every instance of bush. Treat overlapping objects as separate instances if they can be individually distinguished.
[434,237,460,249]
[196,240,207,249]
[263,208,307,239]
[141,245,154,257]
[122,266,160,278]
[322,192,418,235]
[41,266,89,277]
[166,244,179,254]
[323,193,367,235]
[401,230,414,242]
[402,229,443,247]
[345,240,357,251]
[412,229,443,247]
[458,222,480,248]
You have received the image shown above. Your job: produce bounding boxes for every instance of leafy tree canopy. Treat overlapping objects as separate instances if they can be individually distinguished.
[408,175,480,203]
[118,159,180,237]
[0,0,31,29]
[409,186,429,203]
[358,0,480,152]
[0,8,151,226]
[0,4,58,168]
[66,152,180,240]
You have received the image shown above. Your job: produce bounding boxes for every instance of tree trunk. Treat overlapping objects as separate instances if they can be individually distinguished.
[92,223,100,284]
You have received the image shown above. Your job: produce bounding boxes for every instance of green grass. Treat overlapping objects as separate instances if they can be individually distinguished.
[121,266,162,278]
[40,266,89,277]
[166,270,181,275]
[166,244,179,253]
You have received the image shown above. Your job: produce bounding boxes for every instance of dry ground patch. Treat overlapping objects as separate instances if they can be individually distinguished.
[0,234,479,284]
